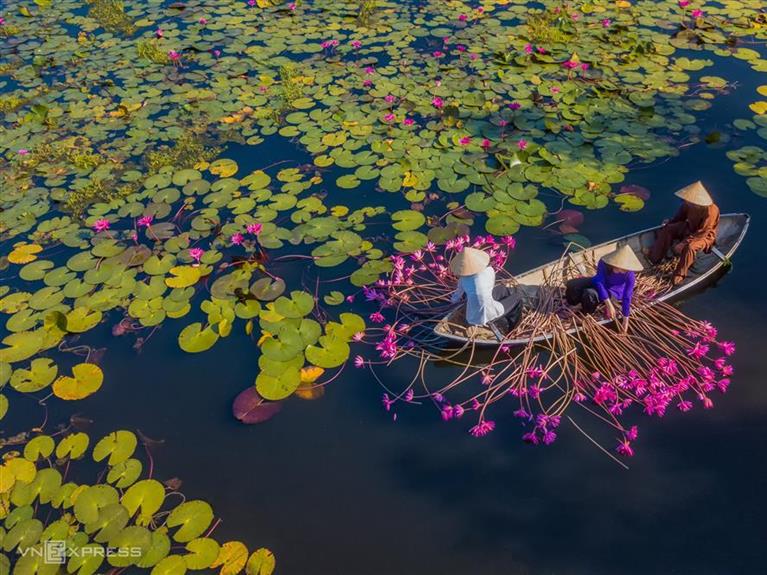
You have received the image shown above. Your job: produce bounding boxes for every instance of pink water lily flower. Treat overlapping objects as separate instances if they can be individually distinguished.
[403,117,415,126]
[350,40,362,49]
[93,219,110,232]
[602,18,612,27]
[230,232,244,245]
[198,17,208,25]
[189,247,204,263]
[691,9,703,18]
[508,102,521,110]
[459,136,471,145]
[616,440,634,457]
[384,94,396,103]
[480,138,491,149]
[168,50,181,62]
[678,0,690,6]
[17,149,29,155]
[431,96,444,109]
[288,2,296,10]
[524,43,533,54]
[155,28,163,38]
[354,355,365,368]
[383,113,395,123]
[137,215,153,227]
[469,420,496,437]
[364,66,375,75]
[433,50,444,58]
[517,139,528,150]
[456,45,466,52]
[247,0,256,6]
[458,14,467,22]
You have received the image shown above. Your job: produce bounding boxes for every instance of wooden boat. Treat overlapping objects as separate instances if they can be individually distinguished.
[434,213,750,346]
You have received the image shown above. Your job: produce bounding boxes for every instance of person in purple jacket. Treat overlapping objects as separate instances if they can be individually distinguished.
[565,245,644,333]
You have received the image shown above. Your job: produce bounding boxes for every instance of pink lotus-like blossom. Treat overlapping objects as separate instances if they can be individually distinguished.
[718,341,735,356]
[677,400,693,412]
[616,440,634,457]
[189,247,204,263]
[155,28,163,38]
[354,355,365,368]
[526,365,544,379]
[350,40,362,49]
[369,311,385,323]
[458,14,467,22]
[364,66,375,75]
[678,0,690,6]
[687,342,709,359]
[551,85,561,94]
[602,18,612,27]
[480,138,491,150]
[459,136,471,145]
[230,232,244,245]
[168,50,181,62]
[18,149,29,156]
[383,113,395,123]
[137,215,153,227]
[432,50,444,58]
[247,222,262,235]
[691,9,703,18]
[93,219,110,232]
[198,17,208,25]
[431,96,444,109]
[469,420,496,437]
[524,43,533,54]
[384,94,396,103]
[288,2,296,10]
[522,431,539,444]
[247,0,256,6]
[402,117,415,126]
[508,102,521,110]
[517,139,528,150]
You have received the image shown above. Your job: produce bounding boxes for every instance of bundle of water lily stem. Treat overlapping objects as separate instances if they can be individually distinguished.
[354,235,735,461]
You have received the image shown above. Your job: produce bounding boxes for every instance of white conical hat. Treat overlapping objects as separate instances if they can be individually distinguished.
[601,245,644,272]
[674,181,713,206]
[449,247,490,276]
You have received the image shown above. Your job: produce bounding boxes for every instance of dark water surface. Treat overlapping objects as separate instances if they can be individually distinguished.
[5,43,767,575]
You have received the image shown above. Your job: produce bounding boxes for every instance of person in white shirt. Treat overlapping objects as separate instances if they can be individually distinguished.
[449,247,520,326]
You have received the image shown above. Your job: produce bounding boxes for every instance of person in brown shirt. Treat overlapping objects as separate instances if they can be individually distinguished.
[648,181,720,286]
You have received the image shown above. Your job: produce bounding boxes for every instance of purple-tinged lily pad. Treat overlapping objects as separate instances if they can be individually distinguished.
[232,387,282,424]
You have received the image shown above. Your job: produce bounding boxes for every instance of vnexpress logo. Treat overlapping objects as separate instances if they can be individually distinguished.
[19,541,142,564]
[43,540,66,565]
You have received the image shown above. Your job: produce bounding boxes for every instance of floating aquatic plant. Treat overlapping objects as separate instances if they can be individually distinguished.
[0,427,274,574]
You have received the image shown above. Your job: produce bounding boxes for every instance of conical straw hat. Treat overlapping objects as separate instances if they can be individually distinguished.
[601,245,644,272]
[450,247,490,277]
[674,180,712,206]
